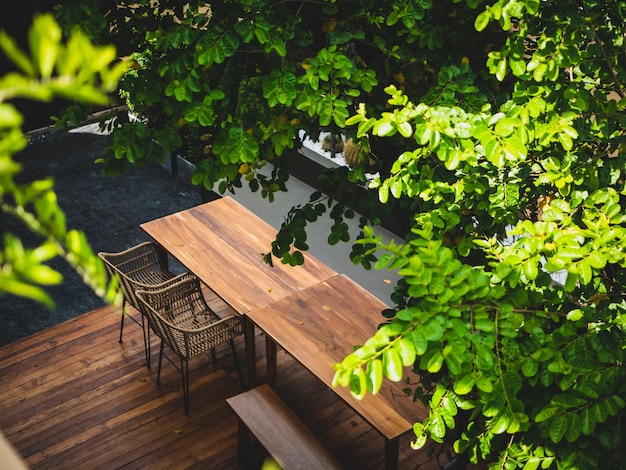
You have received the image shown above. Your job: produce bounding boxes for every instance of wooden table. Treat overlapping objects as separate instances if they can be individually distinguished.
[245,274,428,470]
[140,196,337,384]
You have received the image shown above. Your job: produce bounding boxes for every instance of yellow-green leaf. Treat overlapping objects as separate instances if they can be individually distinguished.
[383,347,403,382]
[366,359,383,394]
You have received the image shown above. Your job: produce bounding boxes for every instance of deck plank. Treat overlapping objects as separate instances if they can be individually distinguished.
[0,294,455,469]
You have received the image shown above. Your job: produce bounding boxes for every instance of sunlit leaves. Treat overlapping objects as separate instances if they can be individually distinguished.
[348,367,367,400]
[54,1,626,467]
[454,374,476,395]
[365,359,383,394]
[30,14,60,78]
[383,347,404,382]
[288,0,626,467]
[1,14,122,309]
[1,14,126,105]
[0,235,61,308]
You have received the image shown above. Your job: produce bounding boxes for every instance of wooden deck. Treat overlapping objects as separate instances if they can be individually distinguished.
[0,288,456,469]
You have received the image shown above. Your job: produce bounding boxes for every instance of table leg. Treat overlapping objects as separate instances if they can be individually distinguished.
[265,335,277,387]
[384,437,399,470]
[244,317,256,388]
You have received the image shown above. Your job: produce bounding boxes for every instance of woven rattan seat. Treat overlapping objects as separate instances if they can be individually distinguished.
[137,274,244,414]
[98,242,176,368]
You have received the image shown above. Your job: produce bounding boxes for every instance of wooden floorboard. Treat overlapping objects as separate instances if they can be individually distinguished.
[0,289,457,470]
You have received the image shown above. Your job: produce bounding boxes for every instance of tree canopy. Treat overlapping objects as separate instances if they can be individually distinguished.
[55,1,626,468]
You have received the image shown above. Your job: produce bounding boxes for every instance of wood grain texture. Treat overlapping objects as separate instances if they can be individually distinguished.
[246,274,428,442]
[227,384,342,469]
[140,197,337,314]
[0,292,460,469]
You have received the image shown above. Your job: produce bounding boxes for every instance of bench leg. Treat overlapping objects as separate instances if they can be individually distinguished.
[384,437,399,470]
[237,417,251,469]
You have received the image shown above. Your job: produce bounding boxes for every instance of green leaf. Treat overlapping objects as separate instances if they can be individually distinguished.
[523,457,541,470]
[349,367,367,400]
[410,328,428,355]
[31,14,61,78]
[490,411,510,434]
[365,359,384,394]
[474,318,494,332]
[566,309,583,321]
[535,405,559,423]
[494,118,517,137]
[378,183,389,204]
[454,374,476,395]
[474,346,494,370]
[525,0,540,14]
[483,395,505,417]
[412,422,428,449]
[522,260,538,281]
[587,252,606,269]
[0,276,55,309]
[421,350,444,373]
[430,413,447,440]
[495,57,507,81]
[476,375,493,393]
[396,337,417,366]
[565,412,582,442]
[549,414,567,443]
[442,344,463,375]
[522,358,538,377]
[580,406,596,435]
[510,57,526,76]
[383,347,403,382]
[475,10,491,31]
[442,395,458,417]
[0,31,34,76]
[551,393,587,408]
[423,319,444,341]
[397,121,412,138]
[376,120,395,136]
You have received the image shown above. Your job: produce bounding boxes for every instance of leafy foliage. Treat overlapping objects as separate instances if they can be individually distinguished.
[333,1,626,468]
[55,1,626,468]
[0,14,126,308]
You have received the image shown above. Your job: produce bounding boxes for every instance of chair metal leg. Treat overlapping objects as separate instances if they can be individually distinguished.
[181,357,190,415]
[119,299,127,343]
[119,299,152,369]
[156,341,165,385]
[146,326,151,368]
[140,315,151,369]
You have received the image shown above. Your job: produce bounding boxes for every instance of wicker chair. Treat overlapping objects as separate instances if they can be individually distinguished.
[98,242,177,368]
[136,274,244,415]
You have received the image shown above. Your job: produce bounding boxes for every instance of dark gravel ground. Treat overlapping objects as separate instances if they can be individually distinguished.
[0,129,201,347]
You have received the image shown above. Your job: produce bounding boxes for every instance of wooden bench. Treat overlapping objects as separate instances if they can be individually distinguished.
[226,384,342,469]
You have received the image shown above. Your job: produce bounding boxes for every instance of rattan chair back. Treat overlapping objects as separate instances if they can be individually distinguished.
[98,241,174,312]
[136,274,244,414]
[98,241,177,368]
[137,275,243,358]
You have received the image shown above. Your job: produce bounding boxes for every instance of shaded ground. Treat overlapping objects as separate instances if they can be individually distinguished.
[0,129,201,346]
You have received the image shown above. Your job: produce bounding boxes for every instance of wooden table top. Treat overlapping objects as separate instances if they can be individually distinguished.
[140,196,337,314]
[245,274,428,441]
